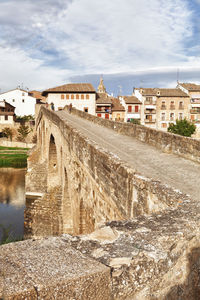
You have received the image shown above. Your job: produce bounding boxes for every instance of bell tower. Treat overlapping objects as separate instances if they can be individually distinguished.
[97,76,106,93]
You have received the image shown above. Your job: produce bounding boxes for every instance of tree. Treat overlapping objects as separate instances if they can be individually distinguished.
[130,119,140,125]
[17,124,31,142]
[2,127,13,141]
[168,119,196,137]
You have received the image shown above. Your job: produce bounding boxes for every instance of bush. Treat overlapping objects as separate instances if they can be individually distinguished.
[2,127,13,141]
[168,119,196,137]
[17,124,31,142]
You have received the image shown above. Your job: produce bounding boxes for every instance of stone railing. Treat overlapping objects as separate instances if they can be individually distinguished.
[64,105,200,164]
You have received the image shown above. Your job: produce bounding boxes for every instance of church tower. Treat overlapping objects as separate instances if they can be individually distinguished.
[97,76,106,93]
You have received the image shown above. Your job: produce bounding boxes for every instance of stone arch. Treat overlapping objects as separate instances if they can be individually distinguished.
[62,168,73,234]
[48,134,59,188]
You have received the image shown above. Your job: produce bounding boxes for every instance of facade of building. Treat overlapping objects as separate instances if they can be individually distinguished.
[0,100,15,125]
[111,98,125,121]
[135,88,190,130]
[42,83,96,115]
[119,96,141,122]
[0,88,36,116]
[96,93,112,119]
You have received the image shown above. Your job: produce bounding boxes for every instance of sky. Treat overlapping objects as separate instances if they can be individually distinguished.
[1,0,200,95]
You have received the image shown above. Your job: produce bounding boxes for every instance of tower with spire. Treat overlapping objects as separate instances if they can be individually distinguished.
[97,76,106,94]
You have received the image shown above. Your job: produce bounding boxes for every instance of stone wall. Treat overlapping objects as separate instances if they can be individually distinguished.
[64,105,200,164]
[25,106,189,238]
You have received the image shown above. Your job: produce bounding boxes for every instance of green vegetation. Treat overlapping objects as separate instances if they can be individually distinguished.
[17,124,31,142]
[0,224,23,245]
[16,115,34,122]
[168,119,196,137]
[2,127,14,141]
[0,146,28,168]
[130,119,140,125]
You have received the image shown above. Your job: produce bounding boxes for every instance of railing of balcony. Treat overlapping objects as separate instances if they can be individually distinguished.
[145,109,156,114]
[170,105,175,110]
[178,106,184,110]
[161,105,166,110]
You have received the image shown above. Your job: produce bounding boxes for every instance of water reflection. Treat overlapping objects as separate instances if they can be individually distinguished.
[0,168,26,241]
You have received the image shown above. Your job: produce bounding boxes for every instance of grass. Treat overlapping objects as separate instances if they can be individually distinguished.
[0,146,28,168]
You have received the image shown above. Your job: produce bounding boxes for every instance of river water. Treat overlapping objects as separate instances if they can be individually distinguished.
[0,168,26,242]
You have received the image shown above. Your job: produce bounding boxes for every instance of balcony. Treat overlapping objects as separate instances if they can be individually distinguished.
[170,105,175,110]
[145,118,156,123]
[161,105,166,110]
[178,105,184,110]
[145,109,156,114]
[190,109,200,114]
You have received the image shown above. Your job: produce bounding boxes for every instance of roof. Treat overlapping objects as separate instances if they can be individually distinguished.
[96,93,112,105]
[0,88,30,96]
[42,83,96,96]
[178,83,200,92]
[111,98,125,111]
[123,96,142,104]
[29,90,46,102]
[0,100,15,109]
[136,88,188,97]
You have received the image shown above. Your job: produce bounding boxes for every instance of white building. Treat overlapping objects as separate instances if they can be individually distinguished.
[0,88,36,116]
[42,83,96,115]
[119,96,141,122]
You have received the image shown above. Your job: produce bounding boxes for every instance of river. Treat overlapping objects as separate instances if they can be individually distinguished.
[0,168,26,242]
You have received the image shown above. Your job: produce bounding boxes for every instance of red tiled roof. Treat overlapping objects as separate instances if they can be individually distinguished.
[96,93,112,104]
[123,96,142,104]
[178,83,200,92]
[136,88,188,97]
[42,83,96,95]
[111,98,125,111]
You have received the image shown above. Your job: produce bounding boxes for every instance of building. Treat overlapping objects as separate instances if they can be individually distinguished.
[96,93,112,119]
[119,96,141,122]
[0,88,36,116]
[111,98,125,121]
[135,88,190,130]
[28,90,47,104]
[178,83,200,124]
[0,100,15,125]
[42,83,96,115]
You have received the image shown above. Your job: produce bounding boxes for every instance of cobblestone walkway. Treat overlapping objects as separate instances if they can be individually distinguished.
[57,111,200,201]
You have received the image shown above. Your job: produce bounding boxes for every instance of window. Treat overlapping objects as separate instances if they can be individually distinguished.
[22,92,25,96]
[161,113,165,121]
[5,115,8,120]
[179,101,184,109]
[84,107,88,113]
[135,105,139,113]
[22,99,25,103]
[97,113,101,118]
[170,113,174,121]
[146,97,153,101]
[71,94,74,100]
[12,99,15,102]
[179,113,183,120]
[105,113,109,119]
[81,94,84,100]
[61,94,65,99]
[162,123,167,128]
[66,94,69,100]
[170,101,175,109]
[161,101,166,109]
[86,94,89,100]
[128,106,132,112]
[191,115,195,121]
[76,94,79,99]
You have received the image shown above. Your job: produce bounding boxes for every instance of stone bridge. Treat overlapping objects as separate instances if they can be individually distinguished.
[1,105,200,299]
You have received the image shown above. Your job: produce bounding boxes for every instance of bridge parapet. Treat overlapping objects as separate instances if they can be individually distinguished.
[64,105,200,164]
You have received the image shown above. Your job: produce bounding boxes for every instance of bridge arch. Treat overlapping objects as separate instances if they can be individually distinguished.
[48,134,59,188]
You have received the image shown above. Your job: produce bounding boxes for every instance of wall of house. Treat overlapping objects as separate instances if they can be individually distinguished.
[0,115,14,124]
[0,89,36,116]
[47,93,96,115]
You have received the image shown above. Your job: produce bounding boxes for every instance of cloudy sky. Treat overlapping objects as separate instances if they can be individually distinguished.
[1,0,200,95]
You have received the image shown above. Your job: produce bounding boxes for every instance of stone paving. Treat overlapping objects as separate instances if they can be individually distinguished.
[57,110,200,201]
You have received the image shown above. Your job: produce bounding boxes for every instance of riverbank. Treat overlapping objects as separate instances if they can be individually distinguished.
[0,146,28,168]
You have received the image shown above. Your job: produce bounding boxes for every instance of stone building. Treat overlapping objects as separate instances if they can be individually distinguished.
[96,93,112,119]
[135,88,190,131]
[111,97,125,121]
[119,95,141,122]
[0,100,15,125]
[42,83,96,115]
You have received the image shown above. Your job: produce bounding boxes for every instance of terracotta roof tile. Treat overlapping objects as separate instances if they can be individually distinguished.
[111,98,125,111]
[123,96,142,104]
[29,90,46,102]
[96,93,112,104]
[179,83,200,92]
[136,88,188,97]
[42,83,96,95]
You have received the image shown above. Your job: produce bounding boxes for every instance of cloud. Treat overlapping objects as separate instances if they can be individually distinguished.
[0,0,199,92]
